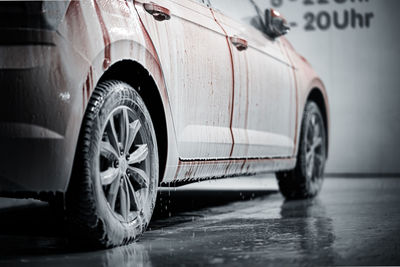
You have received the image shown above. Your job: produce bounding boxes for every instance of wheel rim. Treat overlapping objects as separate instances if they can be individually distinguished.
[99,106,151,223]
[305,112,325,183]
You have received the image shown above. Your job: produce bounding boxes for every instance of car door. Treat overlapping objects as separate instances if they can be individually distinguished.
[134,0,234,160]
[209,0,296,158]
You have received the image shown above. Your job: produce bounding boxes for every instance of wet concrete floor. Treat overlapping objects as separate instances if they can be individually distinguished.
[0,176,399,266]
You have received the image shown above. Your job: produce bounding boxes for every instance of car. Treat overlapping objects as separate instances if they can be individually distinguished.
[0,0,329,248]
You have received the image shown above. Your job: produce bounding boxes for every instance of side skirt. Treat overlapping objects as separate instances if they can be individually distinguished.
[161,157,296,186]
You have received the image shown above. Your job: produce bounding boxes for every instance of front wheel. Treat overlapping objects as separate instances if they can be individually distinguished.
[276,100,327,199]
[66,81,159,248]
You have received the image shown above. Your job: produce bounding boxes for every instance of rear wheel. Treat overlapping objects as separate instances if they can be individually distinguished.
[276,101,327,199]
[66,81,158,248]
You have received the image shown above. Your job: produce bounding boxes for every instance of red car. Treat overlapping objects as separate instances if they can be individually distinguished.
[0,0,329,247]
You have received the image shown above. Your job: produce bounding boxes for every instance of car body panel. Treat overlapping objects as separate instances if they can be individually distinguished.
[135,0,235,160]
[0,0,328,196]
[280,37,330,157]
[210,7,296,159]
[0,0,176,193]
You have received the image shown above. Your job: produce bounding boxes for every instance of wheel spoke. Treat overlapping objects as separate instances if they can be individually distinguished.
[128,144,148,165]
[314,123,320,138]
[314,153,324,163]
[107,177,120,211]
[121,109,130,152]
[124,178,131,219]
[311,114,317,127]
[126,175,140,211]
[312,157,320,179]
[306,150,314,163]
[307,126,314,145]
[101,167,119,185]
[120,179,130,221]
[106,115,120,155]
[101,141,119,159]
[128,166,149,191]
[313,137,322,149]
[307,154,314,178]
[125,120,141,153]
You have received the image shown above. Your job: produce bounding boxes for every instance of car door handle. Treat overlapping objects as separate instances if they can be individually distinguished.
[143,3,171,21]
[230,36,248,51]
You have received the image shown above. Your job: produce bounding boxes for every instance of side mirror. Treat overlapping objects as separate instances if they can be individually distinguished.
[264,9,290,38]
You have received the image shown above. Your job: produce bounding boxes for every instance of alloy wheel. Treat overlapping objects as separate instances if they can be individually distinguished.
[99,107,150,223]
[305,112,325,182]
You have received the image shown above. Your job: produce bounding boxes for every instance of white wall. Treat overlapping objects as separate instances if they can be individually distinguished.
[256,0,400,174]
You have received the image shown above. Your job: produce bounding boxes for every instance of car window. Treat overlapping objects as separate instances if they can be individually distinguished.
[181,0,206,5]
[210,0,265,32]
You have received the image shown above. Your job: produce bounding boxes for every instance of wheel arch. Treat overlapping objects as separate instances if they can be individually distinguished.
[98,60,168,181]
[68,38,180,193]
[306,87,330,157]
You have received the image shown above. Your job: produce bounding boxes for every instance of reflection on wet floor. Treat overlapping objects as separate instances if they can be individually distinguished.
[0,177,400,266]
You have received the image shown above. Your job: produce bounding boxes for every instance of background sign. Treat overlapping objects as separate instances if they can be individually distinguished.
[255,0,400,175]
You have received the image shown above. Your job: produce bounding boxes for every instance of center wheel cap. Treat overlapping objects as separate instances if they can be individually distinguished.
[119,157,128,174]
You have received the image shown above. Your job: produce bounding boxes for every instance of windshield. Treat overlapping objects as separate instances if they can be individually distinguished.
[211,0,266,32]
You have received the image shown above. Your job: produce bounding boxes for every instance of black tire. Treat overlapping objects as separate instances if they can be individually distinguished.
[276,101,327,199]
[66,80,159,248]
